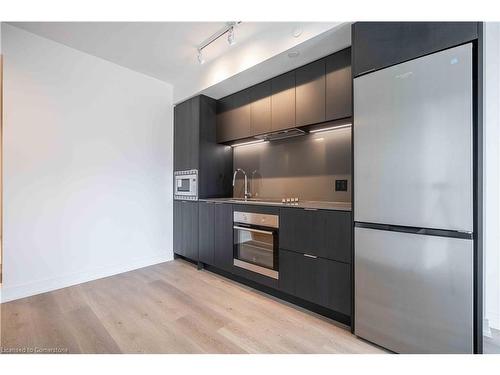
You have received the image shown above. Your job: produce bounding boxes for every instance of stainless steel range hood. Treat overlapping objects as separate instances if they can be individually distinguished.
[254,128,306,141]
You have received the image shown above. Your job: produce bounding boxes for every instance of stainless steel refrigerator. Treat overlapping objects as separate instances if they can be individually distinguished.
[354,43,474,353]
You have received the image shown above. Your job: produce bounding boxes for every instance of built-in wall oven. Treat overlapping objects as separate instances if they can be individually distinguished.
[233,211,279,279]
[174,169,198,200]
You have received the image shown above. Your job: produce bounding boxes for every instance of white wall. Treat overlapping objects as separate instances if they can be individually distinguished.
[1,24,174,302]
[484,22,500,332]
[1,22,3,272]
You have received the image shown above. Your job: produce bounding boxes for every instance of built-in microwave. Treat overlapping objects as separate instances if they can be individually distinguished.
[174,169,198,200]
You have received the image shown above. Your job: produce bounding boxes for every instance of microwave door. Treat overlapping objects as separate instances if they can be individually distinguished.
[177,178,190,192]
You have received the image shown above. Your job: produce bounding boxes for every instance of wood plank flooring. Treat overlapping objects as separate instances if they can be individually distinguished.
[0,259,385,354]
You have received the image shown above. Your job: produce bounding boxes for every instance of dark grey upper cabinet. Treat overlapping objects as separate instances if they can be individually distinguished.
[198,201,215,265]
[271,71,296,132]
[174,200,199,262]
[249,80,272,136]
[280,208,352,263]
[295,59,326,127]
[215,49,353,142]
[174,99,199,171]
[215,96,233,143]
[325,48,352,121]
[352,22,479,77]
[216,90,251,143]
[279,249,351,315]
[174,95,233,198]
[198,96,233,199]
[214,203,233,272]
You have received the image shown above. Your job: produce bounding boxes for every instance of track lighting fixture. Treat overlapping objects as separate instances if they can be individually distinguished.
[196,22,241,64]
[227,26,235,46]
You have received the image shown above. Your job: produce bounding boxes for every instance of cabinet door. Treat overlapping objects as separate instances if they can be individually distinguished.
[352,22,479,77]
[174,98,199,170]
[216,91,251,143]
[271,71,296,131]
[296,59,326,127]
[279,208,313,255]
[214,203,233,271]
[198,201,215,265]
[173,201,183,256]
[249,80,272,136]
[180,201,199,261]
[311,210,352,264]
[325,48,352,121]
[280,208,352,263]
[279,249,351,315]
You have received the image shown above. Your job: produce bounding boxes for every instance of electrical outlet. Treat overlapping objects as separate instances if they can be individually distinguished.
[335,179,348,192]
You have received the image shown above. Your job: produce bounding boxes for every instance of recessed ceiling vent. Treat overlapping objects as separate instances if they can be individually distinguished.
[254,128,306,141]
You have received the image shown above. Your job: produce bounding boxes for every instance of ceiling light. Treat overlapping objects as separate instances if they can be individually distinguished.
[228,27,236,46]
[196,22,241,65]
[292,26,303,38]
[309,123,352,134]
[197,49,205,65]
[231,139,267,148]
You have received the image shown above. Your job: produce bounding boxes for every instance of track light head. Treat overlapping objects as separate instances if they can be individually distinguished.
[197,49,205,65]
[227,26,235,46]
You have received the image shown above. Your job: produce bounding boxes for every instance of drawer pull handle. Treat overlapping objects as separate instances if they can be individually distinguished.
[304,208,318,211]
[303,253,318,259]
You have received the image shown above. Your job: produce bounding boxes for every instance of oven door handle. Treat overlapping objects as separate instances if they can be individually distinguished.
[233,226,275,235]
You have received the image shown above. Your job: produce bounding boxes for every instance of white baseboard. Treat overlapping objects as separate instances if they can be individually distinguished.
[484,318,492,337]
[485,310,500,332]
[0,253,173,303]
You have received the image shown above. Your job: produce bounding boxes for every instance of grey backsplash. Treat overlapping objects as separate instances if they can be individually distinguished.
[233,127,351,202]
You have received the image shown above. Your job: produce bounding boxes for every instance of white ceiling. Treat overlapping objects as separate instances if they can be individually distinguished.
[9,22,349,102]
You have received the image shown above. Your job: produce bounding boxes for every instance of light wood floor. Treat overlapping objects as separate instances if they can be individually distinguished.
[0,259,385,354]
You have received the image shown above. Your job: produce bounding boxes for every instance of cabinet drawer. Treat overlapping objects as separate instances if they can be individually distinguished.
[279,208,352,263]
[279,249,351,315]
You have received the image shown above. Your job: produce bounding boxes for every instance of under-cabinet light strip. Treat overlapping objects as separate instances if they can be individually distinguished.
[309,123,352,133]
[231,139,268,148]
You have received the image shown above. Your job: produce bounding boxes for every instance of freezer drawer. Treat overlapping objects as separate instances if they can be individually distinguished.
[353,43,473,232]
[355,226,473,353]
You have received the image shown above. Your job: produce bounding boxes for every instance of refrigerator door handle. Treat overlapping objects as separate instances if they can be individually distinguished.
[354,222,473,240]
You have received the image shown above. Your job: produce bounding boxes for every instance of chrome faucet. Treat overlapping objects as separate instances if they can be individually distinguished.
[233,168,251,200]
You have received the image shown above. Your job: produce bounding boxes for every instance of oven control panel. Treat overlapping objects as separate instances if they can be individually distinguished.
[233,211,279,229]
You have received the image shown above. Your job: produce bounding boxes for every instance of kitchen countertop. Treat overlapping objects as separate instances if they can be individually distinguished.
[198,198,352,212]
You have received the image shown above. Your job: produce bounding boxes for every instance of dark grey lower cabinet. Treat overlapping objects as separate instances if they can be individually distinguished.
[279,249,351,316]
[280,208,352,263]
[197,201,233,270]
[173,201,183,255]
[173,201,199,261]
[198,201,215,265]
[214,203,233,271]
